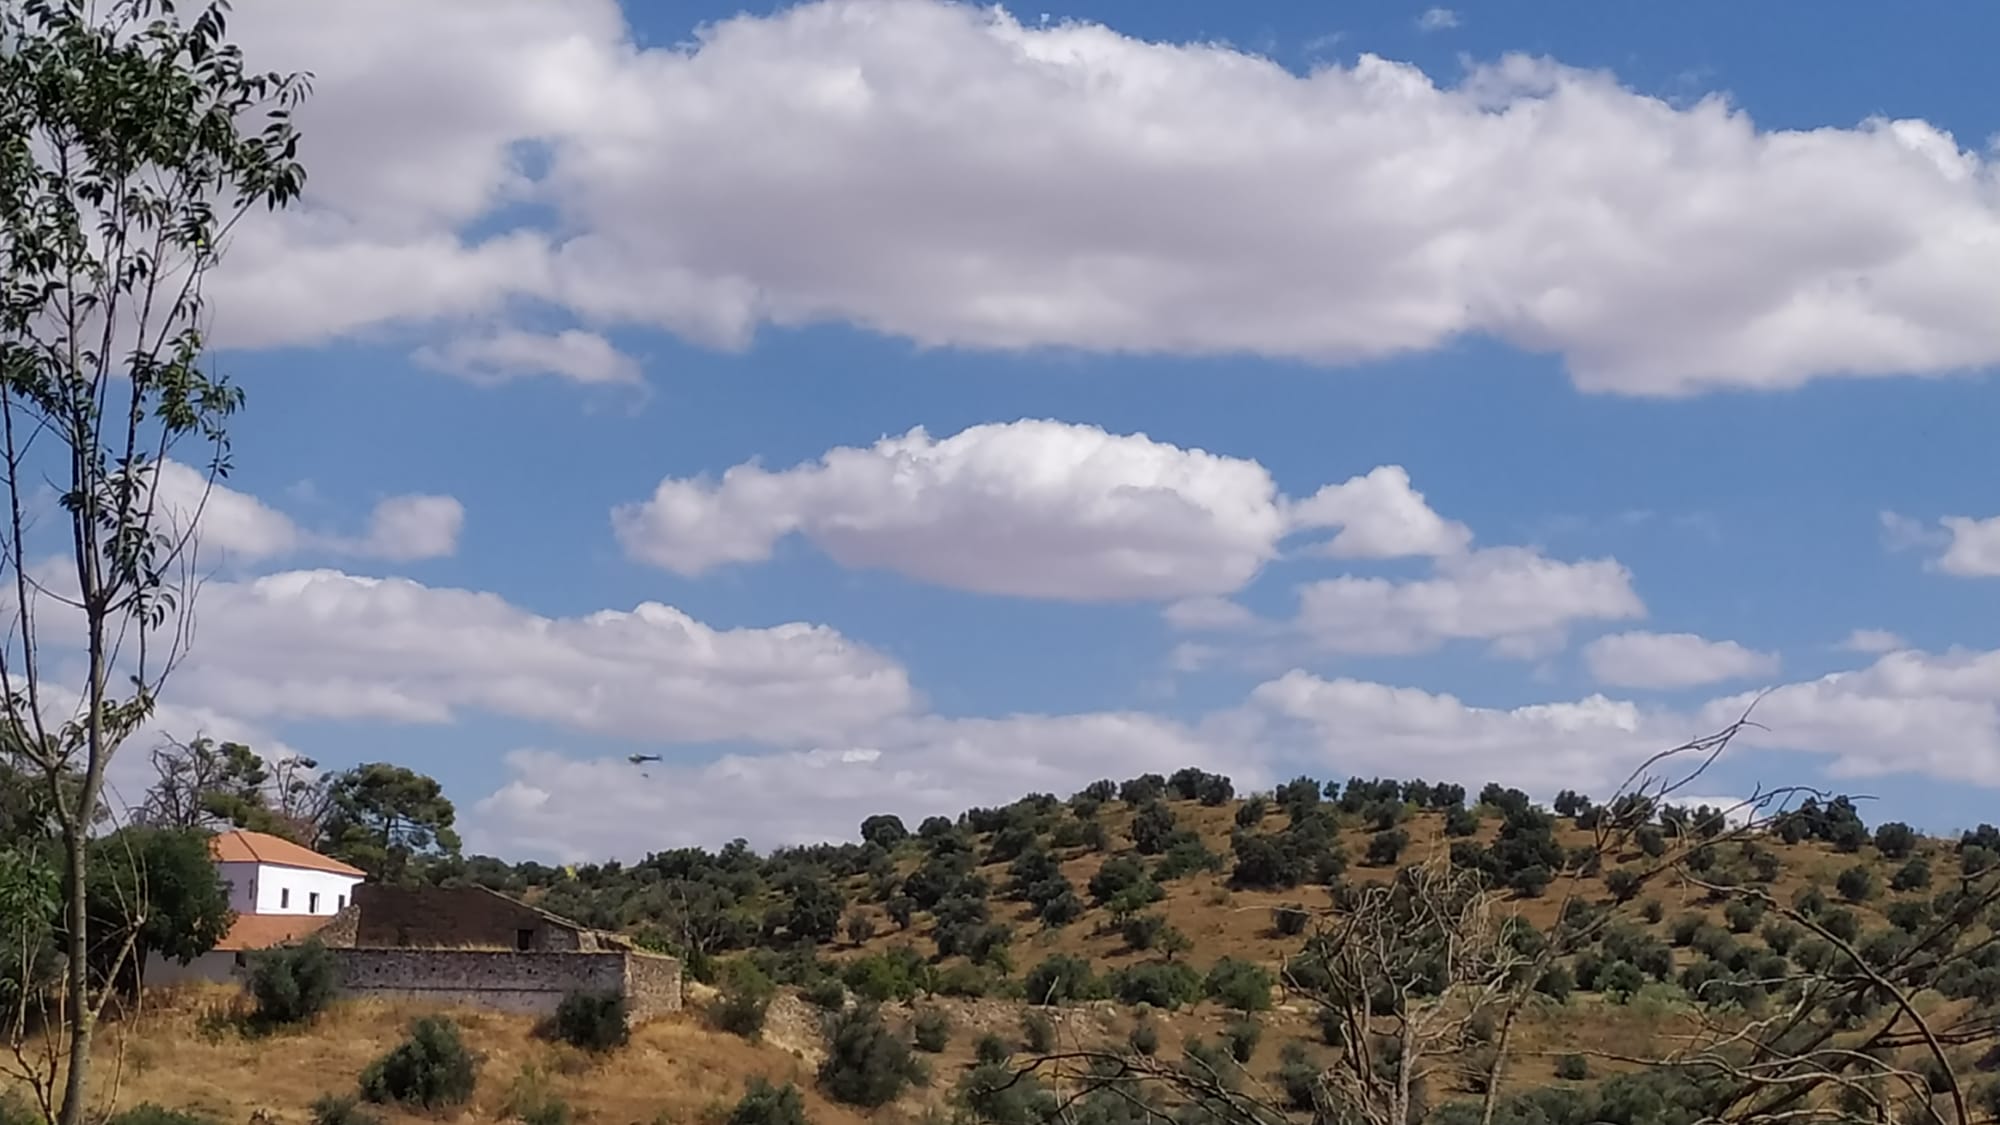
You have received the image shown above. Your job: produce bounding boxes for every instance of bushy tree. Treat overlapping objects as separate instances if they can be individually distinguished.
[1836,864,1875,904]
[552,991,628,1053]
[319,764,461,883]
[859,815,908,849]
[818,1004,921,1108]
[1129,801,1177,855]
[1366,829,1409,867]
[727,1079,807,1125]
[359,1017,478,1110]
[248,939,340,1029]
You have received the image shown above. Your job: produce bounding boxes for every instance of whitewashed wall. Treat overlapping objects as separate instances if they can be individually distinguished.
[216,860,363,916]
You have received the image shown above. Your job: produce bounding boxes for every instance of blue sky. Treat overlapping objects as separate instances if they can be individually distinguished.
[85,0,2000,860]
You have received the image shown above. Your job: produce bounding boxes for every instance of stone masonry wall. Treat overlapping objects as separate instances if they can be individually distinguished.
[621,949,684,1022]
[331,948,682,1020]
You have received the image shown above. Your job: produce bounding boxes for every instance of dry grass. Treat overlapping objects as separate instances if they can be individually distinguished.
[30,984,879,1125]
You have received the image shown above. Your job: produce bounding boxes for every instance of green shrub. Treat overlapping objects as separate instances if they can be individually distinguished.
[359,1016,479,1111]
[727,1079,809,1125]
[1820,907,1861,942]
[804,977,848,1011]
[104,1108,219,1125]
[1555,1054,1589,1081]
[1120,912,1167,951]
[248,938,340,1029]
[1723,899,1764,934]
[1836,865,1875,903]
[1110,961,1202,1009]
[1271,904,1309,936]
[1315,1003,1345,1046]
[1204,958,1274,1012]
[1760,920,1802,955]
[1022,1010,1056,1053]
[712,984,772,1039]
[1603,869,1641,902]
[1024,954,1101,1004]
[307,1093,385,1125]
[974,1032,1012,1065]
[1277,1043,1322,1112]
[936,962,998,998]
[958,1061,1056,1125]
[1128,1018,1159,1056]
[552,990,629,1053]
[1668,914,1705,947]
[912,1007,952,1053]
[842,950,925,1002]
[1892,856,1934,892]
[818,1004,921,1108]
[1222,1019,1261,1063]
[1639,898,1665,924]
[1534,963,1574,1003]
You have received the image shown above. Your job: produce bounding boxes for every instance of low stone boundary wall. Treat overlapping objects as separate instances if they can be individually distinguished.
[331,947,682,1021]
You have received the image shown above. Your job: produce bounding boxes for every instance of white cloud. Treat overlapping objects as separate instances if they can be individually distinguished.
[150,461,464,564]
[1584,631,1779,689]
[1416,8,1460,31]
[1163,596,1260,630]
[1701,647,2000,785]
[1294,546,1645,656]
[1879,510,2000,577]
[471,711,1245,858]
[166,569,913,747]
[1248,670,1670,796]
[193,0,2000,395]
[615,420,1459,601]
[1288,466,1472,559]
[152,460,303,562]
[414,328,642,386]
[1839,628,1908,654]
[343,495,466,562]
[1940,515,2000,576]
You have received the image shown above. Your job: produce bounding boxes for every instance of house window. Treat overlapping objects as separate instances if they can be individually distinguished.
[279,888,290,909]
[309,892,320,913]
[337,895,346,910]
[514,929,534,952]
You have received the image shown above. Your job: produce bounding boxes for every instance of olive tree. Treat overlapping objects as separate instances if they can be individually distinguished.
[0,3,307,1121]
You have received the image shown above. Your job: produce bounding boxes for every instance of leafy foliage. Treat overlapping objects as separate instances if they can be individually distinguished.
[817,1004,922,1108]
[551,990,629,1053]
[248,939,340,1029]
[359,1017,479,1111]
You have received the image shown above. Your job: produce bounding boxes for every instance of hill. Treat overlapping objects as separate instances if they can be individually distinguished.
[23,768,2000,1125]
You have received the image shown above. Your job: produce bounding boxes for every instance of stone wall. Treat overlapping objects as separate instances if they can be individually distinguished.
[330,947,681,1020]
[620,947,685,1022]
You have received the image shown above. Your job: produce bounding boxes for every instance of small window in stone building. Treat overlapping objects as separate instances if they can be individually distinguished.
[309,892,320,913]
[279,888,290,909]
[337,894,346,910]
[515,928,534,951]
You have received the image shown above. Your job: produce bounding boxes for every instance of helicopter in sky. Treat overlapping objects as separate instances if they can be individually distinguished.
[627,752,662,778]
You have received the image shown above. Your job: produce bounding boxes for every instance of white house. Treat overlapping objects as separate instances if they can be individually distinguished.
[144,829,366,987]
[210,828,365,918]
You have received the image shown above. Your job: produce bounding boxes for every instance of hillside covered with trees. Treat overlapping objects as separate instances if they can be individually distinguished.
[16,730,2000,1125]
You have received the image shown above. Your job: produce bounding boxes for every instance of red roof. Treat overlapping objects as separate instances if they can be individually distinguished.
[209,829,365,878]
[214,913,333,952]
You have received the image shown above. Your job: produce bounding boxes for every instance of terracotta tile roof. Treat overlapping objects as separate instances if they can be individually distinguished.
[214,912,333,952]
[208,829,366,878]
